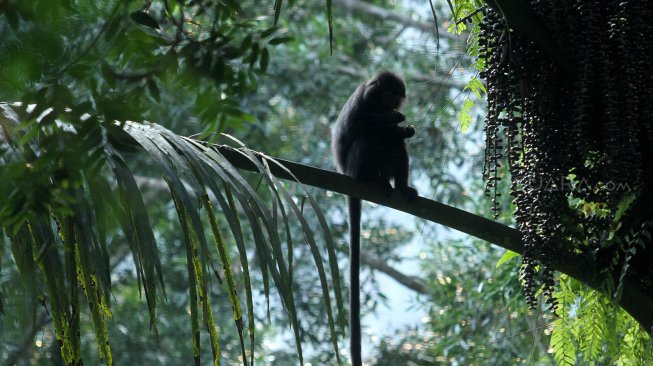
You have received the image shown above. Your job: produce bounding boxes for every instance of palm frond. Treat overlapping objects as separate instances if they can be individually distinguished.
[0,103,343,365]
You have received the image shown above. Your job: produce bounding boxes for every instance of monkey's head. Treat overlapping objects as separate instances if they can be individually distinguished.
[363,71,406,112]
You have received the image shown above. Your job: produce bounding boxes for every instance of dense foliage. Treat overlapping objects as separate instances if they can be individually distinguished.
[0,1,324,365]
[453,0,653,363]
[2,0,651,365]
[2,0,530,364]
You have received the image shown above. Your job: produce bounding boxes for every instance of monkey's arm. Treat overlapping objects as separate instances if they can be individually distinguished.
[357,110,406,124]
[350,122,413,141]
[373,123,415,139]
[349,111,410,137]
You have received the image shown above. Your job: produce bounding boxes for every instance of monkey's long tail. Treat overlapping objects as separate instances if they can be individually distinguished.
[348,196,362,366]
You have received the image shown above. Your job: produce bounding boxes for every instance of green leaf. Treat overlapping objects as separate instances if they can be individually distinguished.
[458,98,474,132]
[222,184,256,366]
[103,145,163,337]
[260,48,269,72]
[60,217,82,363]
[269,36,294,45]
[496,249,520,268]
[130,11,160,30]
[203,195,246,365]
[217,144,305,363]
[246,43,260,68]
[223,0,243,12]
[240,34,253,53]
[264,157,345,332]
[613,194,636,224]
[327,0,333,54]
[70,191,113,365]
[163,128,288,364]
[222,135,344,364]
[550,318,577,366]
[273,0,282,26]
[171,191,201,366]
[28,220,77,364]
[163,130,258,363]
[147,78,160,102]
[260,26,278,38]
[223,46,244,59]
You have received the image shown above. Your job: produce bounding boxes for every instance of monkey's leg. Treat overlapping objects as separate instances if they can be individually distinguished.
[390,143,418,200]
[347,139,394,196]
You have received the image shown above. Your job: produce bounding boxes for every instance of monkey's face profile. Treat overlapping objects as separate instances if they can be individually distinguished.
[364,71,407,111]
[381,90,405,110]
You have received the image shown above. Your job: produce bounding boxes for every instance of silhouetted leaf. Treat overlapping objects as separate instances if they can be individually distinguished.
[130,11,160,30]
[269,36,293,45]
[260,48,269,72]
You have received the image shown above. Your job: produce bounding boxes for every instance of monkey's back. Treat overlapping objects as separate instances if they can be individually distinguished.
[332,84,366,174]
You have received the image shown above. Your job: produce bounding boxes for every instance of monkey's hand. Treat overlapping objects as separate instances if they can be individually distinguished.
[401,125,415,138]
[391,111,406,123]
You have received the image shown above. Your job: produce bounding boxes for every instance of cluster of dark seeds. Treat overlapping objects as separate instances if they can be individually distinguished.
[479,1,653,309]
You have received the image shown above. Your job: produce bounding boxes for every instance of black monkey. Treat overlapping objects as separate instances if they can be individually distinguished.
[331,71,417,366]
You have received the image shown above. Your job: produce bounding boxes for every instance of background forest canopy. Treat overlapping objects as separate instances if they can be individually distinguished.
[1,1,652,366]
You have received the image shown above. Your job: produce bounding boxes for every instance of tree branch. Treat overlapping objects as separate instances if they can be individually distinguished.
[115,130,652,333]
[334,64,470,91]
[359,250,433,295]
[2,312,51,366]
[408,73,470,92]
[332,0,462,42]
[212,144,652,333]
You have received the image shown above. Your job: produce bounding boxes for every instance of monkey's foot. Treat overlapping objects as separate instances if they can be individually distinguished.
[379,181,394,197]
[397,186,418,201]
[370,178,393,197]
